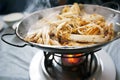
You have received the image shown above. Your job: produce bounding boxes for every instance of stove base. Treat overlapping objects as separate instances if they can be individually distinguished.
[29,49,116,80]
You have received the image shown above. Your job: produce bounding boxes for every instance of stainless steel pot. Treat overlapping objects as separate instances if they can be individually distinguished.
[1,4,120,54]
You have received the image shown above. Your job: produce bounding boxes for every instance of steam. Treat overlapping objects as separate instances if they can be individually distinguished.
[24,0,51,13]
[24,0,120,13]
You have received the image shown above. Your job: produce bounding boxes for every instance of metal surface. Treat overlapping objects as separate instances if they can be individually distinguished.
[29,49,116,80]
[2,4,120,53]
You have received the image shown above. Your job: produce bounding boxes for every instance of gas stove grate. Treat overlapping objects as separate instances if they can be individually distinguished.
[42,51,99,80]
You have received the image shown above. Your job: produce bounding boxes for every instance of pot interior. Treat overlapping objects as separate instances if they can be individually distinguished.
[16,4,120,52]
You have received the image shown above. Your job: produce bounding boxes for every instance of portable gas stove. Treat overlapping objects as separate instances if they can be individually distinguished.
[29,49,116,80]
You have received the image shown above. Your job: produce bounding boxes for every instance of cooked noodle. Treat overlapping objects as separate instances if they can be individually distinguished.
[24,3,114,47]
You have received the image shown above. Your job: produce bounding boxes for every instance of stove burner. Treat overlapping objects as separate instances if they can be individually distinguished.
[42,51,100,80]
[61,54,83,66]
[29,50,116,80]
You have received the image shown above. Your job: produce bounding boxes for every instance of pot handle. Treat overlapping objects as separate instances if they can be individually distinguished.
[102,1,120,10]
[1,32,28,47]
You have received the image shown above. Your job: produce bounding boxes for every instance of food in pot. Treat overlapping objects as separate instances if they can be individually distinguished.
[24,3,114,47]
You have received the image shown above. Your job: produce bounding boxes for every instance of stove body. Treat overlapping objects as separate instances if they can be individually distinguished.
[29,50,116,80]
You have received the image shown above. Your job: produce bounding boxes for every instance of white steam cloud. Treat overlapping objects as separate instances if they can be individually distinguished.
[24,0,119,13]
[24,0,51,12]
